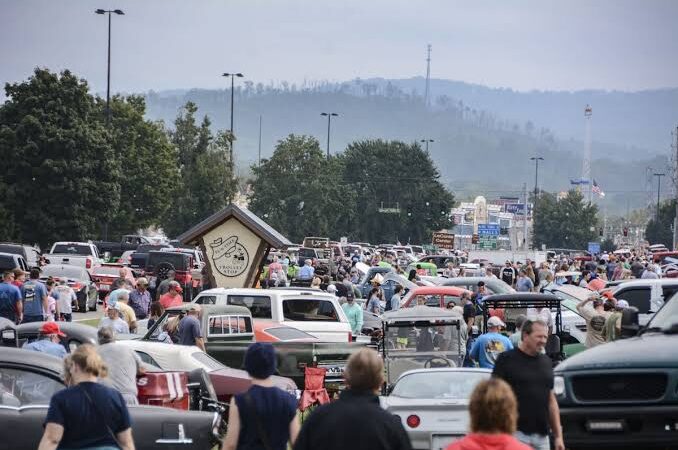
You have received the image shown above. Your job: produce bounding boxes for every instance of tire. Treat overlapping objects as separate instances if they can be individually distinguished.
[154,262,176,281]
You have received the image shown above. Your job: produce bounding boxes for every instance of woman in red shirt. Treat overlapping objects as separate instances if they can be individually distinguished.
[446,378,531,450]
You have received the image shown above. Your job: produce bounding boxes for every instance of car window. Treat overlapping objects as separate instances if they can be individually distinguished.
[282,299,339,322]
[135,351,162,369]
[0,255,17,271]
[227,295,272,319]
[407,295,440,308]
[195,295,217,305]
[615,288,652,313]
[52,244,92,255]
[443,295,461,306]
[0,367,64,406]
[207,314,253,336]
[662,286,678,301]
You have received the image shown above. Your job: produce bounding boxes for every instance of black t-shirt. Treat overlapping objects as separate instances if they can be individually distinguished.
[45,381,131,448]
[492,348,554,435]
[463,302,476,322]
[335,282,349,298]
[501,266,516,285]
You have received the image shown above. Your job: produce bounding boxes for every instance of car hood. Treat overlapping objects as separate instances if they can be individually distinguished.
[555,333,678,372]
[210,367,297,395]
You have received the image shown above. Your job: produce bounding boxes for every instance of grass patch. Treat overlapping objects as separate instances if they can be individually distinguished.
[76,318,99,328]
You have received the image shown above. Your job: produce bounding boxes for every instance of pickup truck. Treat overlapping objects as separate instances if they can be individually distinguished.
[554,293,678,449]
[49,241,102,270]
[130,243,173,272]
[192,288,353,343]
[144,304,366,389]
[94,234,154,259]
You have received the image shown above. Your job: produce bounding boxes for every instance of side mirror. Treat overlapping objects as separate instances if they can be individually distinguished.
[620,306,640,338]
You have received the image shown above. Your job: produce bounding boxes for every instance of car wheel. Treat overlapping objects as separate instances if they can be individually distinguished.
[155,262,176,281]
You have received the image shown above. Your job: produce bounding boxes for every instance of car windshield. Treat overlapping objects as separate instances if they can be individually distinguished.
[549,289,583,313]
[52,244,90,255]
[192,352,225,371]
[41,265,86,280]
[391,371,489,399]
[646,291,678,330]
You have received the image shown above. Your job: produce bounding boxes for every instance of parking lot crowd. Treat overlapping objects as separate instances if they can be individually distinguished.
[0,238,675,450]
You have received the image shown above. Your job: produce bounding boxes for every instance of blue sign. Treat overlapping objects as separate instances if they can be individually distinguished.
[505,203,533,216]
[588,242,601,255]
[478,224,500,236]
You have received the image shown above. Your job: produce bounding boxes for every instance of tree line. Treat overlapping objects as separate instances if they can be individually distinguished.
[0,68,235,249]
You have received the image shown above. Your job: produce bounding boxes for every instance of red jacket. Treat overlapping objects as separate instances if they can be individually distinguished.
[447,433,532,450]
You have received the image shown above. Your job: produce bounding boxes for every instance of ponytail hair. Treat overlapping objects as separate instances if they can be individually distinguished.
[70,344,108,378]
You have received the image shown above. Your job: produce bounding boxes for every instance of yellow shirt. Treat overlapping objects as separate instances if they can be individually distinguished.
[116,301,137,331]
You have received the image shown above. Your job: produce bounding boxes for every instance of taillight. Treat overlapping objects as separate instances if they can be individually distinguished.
[72,282,83,290]
[348,332,353,343]
[86,258,92,269]
[406,415,420,428]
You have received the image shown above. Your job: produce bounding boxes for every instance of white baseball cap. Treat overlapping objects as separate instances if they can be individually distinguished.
[616,299,630,309]
[487,316,506,328]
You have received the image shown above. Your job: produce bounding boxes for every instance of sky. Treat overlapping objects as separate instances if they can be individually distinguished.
[2,0,678,98]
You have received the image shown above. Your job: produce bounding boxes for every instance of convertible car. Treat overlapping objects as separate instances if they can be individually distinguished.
[0,347,222,449]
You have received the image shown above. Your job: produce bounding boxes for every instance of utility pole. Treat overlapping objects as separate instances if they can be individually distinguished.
[222,73,244,163]
[530,156,544,198]
[420,139,434,152]
[673,126,678,250]
[320,112,338,159]
[523,182,529,250]
[654,172,665,226]
[424,44,432,107]
[258,115,262,167]
[95,9,124,127]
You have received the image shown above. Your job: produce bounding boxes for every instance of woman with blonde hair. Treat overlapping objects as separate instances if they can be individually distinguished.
[446,378,530,450]
[38,344,135,450]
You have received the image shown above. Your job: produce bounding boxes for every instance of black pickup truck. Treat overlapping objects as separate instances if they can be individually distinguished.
[554,292,678,449]
[95,234,154,259]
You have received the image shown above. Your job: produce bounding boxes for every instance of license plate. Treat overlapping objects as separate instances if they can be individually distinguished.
[99,284,110,291]
[431,434,462,450]
[586,420,625,432]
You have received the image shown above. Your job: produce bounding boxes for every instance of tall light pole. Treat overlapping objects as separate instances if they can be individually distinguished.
[654,172,665,225]
[95,8,124,127]
[222,72,244,163]
[420,139,434,152]
[320,112,338,159]
[530,156,544,197]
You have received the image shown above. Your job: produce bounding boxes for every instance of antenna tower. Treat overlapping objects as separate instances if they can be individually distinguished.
[582,105,592,203]
[424,44,432,107]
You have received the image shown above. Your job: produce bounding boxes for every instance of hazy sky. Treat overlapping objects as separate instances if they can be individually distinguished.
[2,0,678,97]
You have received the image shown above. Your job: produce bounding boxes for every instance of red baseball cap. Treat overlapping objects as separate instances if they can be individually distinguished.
[172,284,183,294]
[40,322,66,337]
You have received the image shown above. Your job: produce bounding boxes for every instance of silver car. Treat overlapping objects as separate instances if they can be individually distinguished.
[380,368,491,450]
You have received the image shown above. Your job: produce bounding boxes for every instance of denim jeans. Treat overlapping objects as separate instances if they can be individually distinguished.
[23,315,44,323]
[515,431,550,450]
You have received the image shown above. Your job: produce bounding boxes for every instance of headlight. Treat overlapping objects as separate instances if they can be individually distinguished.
[554,376,565,396]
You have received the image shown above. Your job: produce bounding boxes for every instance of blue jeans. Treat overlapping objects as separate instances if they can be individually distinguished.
[23,315,44,323]
[515,431,550,450]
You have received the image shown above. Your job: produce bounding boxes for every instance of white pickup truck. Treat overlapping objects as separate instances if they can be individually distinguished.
[49,241,102,271]
[193,288,353,343]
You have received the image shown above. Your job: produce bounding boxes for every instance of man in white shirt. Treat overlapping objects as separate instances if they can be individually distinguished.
[98,304,130,334]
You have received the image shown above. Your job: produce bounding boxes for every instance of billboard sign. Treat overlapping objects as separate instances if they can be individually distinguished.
[477,224,500,236]
[432,232,455,250]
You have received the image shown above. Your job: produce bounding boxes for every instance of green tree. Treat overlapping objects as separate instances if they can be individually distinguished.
[0,68,120,248]
[161,102,235,237]
[340,140,455,244]
[532,190,598,249]
[645,199,677,246]
[104,95,179,238]
[248,134,352,242]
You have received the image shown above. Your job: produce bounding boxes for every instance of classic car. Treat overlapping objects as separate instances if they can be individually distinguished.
[381,368,491,450]
[441,276,515,294]
[91,263,126,299]
[400,286,473,308]
[555,292,678,449]
[144,304,366,390]
[117,339,299,403]
[40,264,99,312]
[0,347,222,449]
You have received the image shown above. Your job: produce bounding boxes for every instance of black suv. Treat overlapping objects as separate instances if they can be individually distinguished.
[144,250,195,302]
[554,293,678,449]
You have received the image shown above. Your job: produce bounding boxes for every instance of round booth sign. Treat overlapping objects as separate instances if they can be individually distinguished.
[209,236,250,277]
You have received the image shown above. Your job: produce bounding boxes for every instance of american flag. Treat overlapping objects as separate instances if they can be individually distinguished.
[592,179,605,197]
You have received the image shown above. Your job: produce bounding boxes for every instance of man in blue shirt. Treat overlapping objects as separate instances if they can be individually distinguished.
[516,270,535,292]
[21,268,48,323]
[0,270,22,323]
[23,322,67,358]
[178,305,205,351]
[469,316,513,369]
[128,277,151,319]
[298,259,315,280]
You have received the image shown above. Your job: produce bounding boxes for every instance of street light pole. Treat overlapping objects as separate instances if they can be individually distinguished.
[222,72,244,163]
[530,156,544,197]
[420,139,434,152]
[95,8,124,127]
[320,112,338,159]
[654,172,665,225]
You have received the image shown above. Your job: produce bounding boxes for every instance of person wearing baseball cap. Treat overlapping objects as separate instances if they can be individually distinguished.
[22,322,67,358]
[159,281,183,309]
[469,315,513,369]
[603,299,630,342]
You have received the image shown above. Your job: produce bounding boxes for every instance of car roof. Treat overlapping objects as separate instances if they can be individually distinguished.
[383,305,462,323]
[612,279,678,289]
[0,347,63,374]
[167,303,252,315]
[408,286,471,296]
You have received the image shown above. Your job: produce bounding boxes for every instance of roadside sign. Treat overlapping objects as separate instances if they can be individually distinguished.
[588,242,601,255]
[477,224,500,236]
[478,236,497,249]
[340,236,348,244]
[432,232,455,250]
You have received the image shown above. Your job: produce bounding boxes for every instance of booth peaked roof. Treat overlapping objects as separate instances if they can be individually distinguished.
[177,203,292,249]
